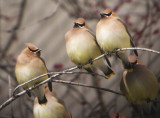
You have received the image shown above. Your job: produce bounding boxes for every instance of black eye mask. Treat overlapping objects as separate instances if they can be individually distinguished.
[73,22,85,28]
[28,48,42,54]
[28,47,39,52]
[100,11,112,18]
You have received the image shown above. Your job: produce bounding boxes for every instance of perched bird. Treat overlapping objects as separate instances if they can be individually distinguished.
[33,86,72,118]
[120,59,159,118]
[120,64,158,104]
[65,18,115,78]
[15,43,52,104]
[96,8,138,72]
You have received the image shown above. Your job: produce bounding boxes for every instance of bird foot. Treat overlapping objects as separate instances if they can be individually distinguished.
[107,52,112,57]
[114,48,121,58]
[77,64,82,69]
[88,59,93,65]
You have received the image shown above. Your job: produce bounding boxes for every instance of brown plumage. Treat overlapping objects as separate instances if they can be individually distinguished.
[33,86,72,118]
[65,18,115,79]
[120,61,158,118]
[15,43,52,104]
[96,8,138,72]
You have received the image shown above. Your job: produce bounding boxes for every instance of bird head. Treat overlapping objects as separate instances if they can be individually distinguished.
[100,8,117,19]
[73,18,88,29]
[25,43,41,57]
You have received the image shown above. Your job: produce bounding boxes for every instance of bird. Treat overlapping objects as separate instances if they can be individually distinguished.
[15,43,52,104]
[33,86,72,118]
[120,58,159,118]
[65,18,115,79]
[96,8,138,72]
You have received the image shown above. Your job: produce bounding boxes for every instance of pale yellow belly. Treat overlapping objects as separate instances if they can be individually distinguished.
[96,20,131,52]
[15,65,48,89]
[66,38,101,66]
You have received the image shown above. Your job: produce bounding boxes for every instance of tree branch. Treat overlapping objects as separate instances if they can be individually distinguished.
[0,47,159,111]
[0,0,27,59]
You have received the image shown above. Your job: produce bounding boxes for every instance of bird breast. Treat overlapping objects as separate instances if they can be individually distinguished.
[66,31,101,65]
[15,58,48,89]
[96,19,130,52]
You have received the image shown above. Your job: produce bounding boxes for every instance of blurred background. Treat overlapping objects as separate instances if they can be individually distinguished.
[0,0,160,118]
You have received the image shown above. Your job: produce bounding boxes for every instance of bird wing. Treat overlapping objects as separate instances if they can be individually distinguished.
[40,57,52,92]
[86,29,112,67]
[117,19,138,56]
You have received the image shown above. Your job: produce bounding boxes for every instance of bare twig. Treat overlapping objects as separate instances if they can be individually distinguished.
[0,78,123,111]
[0,0,27,59]
[92,78,106,113]
[13,71,106,95]
[20,0,62,30]
[0,47,160,111]
[113,47,160,55]
[51,79,123,96]
[12,47,160,97]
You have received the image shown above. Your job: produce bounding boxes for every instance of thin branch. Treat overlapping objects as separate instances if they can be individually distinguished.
[0,47,159,111]
[0,78,123,111]
[20,0,62,30]
[51,79,123,96]
[0,0,27,59]
[113,47,160,55]
[13,71,106,95]
[12,47,160,96]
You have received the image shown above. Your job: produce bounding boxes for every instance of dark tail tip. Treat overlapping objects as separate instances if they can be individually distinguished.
[105,68,115,79]
[134,50,138,57]
[48,81,52,92]
[104,56,111,67]
[26,90,31,97]
[38,95,47,104]
[124,62,134,72]
[85,68,93,73]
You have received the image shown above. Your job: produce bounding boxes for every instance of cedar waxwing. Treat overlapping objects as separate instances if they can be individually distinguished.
[120,61,159,118]
[33,86,72,118]
[65,18,115,78]
[15,43,52,104]
[96,8,138,72]
[120,64,158,104]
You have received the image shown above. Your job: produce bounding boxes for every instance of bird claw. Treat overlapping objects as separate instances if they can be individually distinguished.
[88,59,93,64]
[114,48,121,58]
[77,64,82,69]
[107,52,112,57]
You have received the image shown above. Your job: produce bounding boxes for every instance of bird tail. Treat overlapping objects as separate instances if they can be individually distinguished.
[94,59,115,79]
[104,67,115,79]
[117,51,135,72]
[34,85,47,104]
[38,95,47,104]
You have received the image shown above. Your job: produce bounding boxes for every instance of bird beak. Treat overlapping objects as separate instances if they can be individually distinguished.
[100,13,105,18]
[73,23,79,28]
[36,49,42,54]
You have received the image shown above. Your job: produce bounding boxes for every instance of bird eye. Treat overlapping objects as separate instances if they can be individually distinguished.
[74,23,85,28]
[104,11,112,16]
[28,48,39,52]
[100,11,112,18]
[79,23,85,27]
